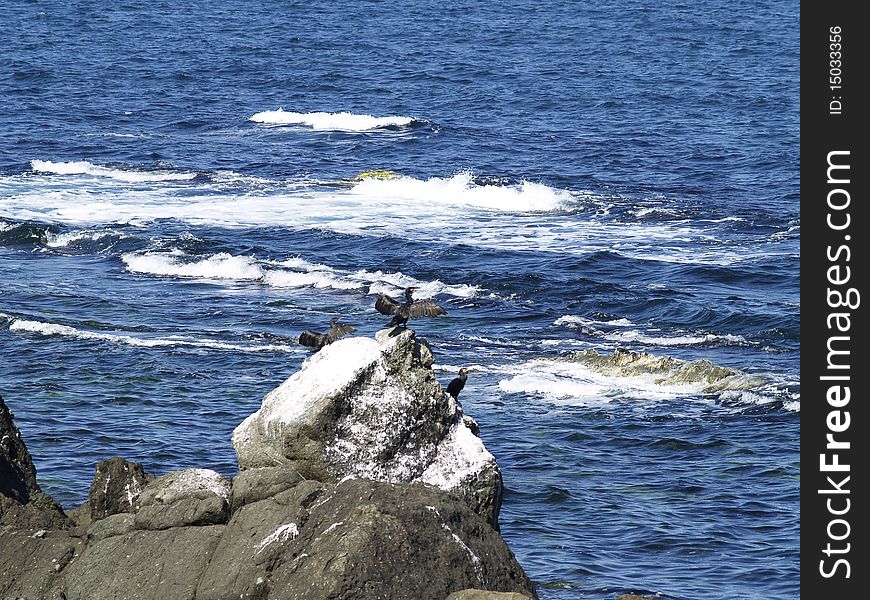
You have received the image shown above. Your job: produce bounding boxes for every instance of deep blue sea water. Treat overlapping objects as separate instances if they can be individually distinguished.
[1,1,799,598]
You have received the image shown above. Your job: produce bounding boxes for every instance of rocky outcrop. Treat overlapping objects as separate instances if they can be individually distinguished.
[446,590,534,600]
[0,393,70,530]
[0,330,537,599]
[88,456,150,519]
[233,329,503,527]
[134,468,231,530]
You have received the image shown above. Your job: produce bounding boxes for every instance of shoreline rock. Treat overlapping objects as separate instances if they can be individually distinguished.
[233,328,503,528]
[0,330,537,599]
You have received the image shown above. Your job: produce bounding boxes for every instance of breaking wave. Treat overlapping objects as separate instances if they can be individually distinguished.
[31,160,197,183]
[6,317,297,353]
[249,109,417,131]
[554,315,748,347]
[498,348,771,407]
[120,251,481,299]
[348,172,571,212]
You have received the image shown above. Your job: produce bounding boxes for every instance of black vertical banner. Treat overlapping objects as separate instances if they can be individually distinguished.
[801,0,868,596]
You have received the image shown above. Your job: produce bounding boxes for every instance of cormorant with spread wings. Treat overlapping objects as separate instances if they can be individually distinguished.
[298,317,356,350]
[374,286,447,327]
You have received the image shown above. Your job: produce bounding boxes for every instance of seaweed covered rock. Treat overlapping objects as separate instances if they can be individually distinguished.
[570,347,766,392]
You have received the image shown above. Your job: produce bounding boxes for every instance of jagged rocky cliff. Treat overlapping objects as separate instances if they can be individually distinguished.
[0,329,536,600]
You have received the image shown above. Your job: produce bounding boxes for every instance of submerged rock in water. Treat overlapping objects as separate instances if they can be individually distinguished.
[233,328,503,527]
[570,348,766,392]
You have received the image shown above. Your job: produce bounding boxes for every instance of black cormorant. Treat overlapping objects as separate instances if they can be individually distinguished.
[446,368,469,399]
[298,317,356,350]
[374,286,446,327]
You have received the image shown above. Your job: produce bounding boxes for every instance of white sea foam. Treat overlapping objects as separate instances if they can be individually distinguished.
[555,315,635,328]
[249,109,416,131]
[121,251,482,298]
[31,160,196,183]
[554,315,747,347]
[45,229,127,248]
[8,318,296,353]
[123,252,265,280]
[0,164,790,265]
[348,172,570,212]
[498,358,719,406]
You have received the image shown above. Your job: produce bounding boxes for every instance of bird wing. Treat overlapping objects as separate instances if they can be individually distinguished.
[409,300,447,318]
[327,323,356,342]
[375,294,400,315]
[299,331,327,348]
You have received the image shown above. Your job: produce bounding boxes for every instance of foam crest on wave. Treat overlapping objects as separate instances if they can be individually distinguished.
[498,358,704,405]
[498,348,771,408]
[121,251,481,298]
[31,160,196,182]
[249,109,416,131]
[555,315,748,347]
[7,318,296,353]
[46,228,128,248]
[349,172,570,212]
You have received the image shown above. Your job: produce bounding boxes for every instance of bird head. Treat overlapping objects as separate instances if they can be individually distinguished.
[459,367,469,377]
[329,317,339,325]
[405,286,418,300]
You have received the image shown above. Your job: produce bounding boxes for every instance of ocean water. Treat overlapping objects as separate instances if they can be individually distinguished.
[0,1,799,599]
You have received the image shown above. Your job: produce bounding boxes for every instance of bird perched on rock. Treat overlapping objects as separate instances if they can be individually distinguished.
[374,286,446,328]
[446,368,469,399]
[298,317,356,350]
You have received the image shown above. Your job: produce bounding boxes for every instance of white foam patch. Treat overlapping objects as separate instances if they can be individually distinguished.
[31,160,196,183]
[555,315,635,328]
[555,315,747,347]
[498,358,711,405]
[122,252,264,280]
[45,229,127,248]
[121,251,481,298]
[8,318,296,353]
[0,167,793,266]
[249,109,415,131]
[349,172,570,212]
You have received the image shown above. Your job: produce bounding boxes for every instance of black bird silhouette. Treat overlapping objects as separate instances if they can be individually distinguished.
[446,368,469,399]
[374,286,446,327]
[298,317,356,349]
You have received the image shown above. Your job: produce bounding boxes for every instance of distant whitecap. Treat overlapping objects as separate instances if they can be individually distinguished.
[249,109,416,131]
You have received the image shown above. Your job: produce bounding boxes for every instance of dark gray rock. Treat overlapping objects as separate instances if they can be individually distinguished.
[134,468,232,530]
[233,330,504,528]
[265,478,537,600]
[0,527,85,599]
[230,466,306,513]
[86,512,136,542]
[0,394,70,530]
[88,456,150,519]
[197,480,325,600]
[63,525,225,600]
[0,394,39,503]
[446,590,535,600]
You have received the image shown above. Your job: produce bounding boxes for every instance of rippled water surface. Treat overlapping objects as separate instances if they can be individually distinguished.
[1,1,799,598]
